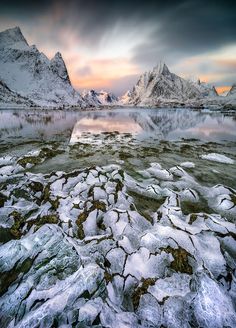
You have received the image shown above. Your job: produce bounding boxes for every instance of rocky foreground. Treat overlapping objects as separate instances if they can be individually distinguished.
[0,143,235,327]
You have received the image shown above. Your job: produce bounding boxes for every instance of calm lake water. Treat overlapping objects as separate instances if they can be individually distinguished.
[0,107,236,187]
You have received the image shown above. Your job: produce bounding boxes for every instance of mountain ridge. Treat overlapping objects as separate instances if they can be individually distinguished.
[122,62,219,107]
[0,27,84,108]
[0,26,235,110]
[82,89,118,107]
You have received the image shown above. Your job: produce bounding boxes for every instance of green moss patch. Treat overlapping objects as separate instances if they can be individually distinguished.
[76,212,88,239]
[163,246,193,274]
[9,211,25,239]
[132,278,156,310]
[0,192,7,208]
[181,198,212,216]
[129,190,166,224]
[17,146,63,168]
[0,257,34,296]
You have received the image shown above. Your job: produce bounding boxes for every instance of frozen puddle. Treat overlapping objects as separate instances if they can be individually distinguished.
[0,151,236,328]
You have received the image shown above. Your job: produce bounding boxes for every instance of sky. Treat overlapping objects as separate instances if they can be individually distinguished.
[0,0,236,95]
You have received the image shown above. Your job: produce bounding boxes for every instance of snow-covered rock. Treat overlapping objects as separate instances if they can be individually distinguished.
[0,27,84,108]
[200,153,235,164]
[0,139,236,326]
[82,89,118,107]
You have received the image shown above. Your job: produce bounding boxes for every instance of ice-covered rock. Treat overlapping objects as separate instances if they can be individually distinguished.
[200,153,234,164]
[0,151,236,327]
[192,272,236,328]
[180,161,195,168]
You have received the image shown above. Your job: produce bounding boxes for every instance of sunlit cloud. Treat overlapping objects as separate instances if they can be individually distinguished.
[70,57,139,92]
[215,86,231,95]
[173,44,236,92]
[0,0,235,95]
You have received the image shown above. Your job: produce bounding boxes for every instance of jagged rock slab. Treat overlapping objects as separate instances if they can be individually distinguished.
[0,146,235,327]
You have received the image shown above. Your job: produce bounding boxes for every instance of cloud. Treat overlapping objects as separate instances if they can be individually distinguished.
[0,0,235,93]
[77,65,92,77]
[131,1,236,69]
[108,74,140,96]
[215,59,236,70]
[3,1,235,52]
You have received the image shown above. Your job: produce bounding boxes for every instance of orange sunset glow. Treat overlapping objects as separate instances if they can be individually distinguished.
[0,0,235,95]
[67,58,139,91]
[216,86,231,95]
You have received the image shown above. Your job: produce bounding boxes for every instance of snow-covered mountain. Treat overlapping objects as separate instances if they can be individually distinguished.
[121,63,218,107]
[0,27,84,108]
[222,83,236,109]
[119,90,132,105]
[0,80,35,107]
[82,89,118,107]
[1,27,235,110]
[227,84,236,97]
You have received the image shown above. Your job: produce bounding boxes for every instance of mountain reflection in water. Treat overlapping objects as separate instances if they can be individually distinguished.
[69,108,236,143]
[70,116,142,143]
[0,108,235,144]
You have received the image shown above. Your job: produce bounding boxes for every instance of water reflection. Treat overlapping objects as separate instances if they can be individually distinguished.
[70,116,142,143]
[0,108,235,144]
[0,110,79,141]
[70,108,236,143]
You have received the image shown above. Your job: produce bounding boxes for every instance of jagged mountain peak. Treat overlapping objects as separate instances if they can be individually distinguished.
[212,85,218,96]
[52,51,63,60]
[82,89,118,106]
[228,83,236,96]
[153,62,171,76]
[0,26,29,50]
[119,90,132,104]
[122,63,219,106]
[0,26,84,108]
[82,89,96,97]
[50,51,70,81]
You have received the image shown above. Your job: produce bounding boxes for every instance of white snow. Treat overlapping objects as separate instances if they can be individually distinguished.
[82,89,118,107]
[200,153,234,164]
[120,62,219,107]
[119,62,236,109]
[180,161,195,168]
[0,27,84,108]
